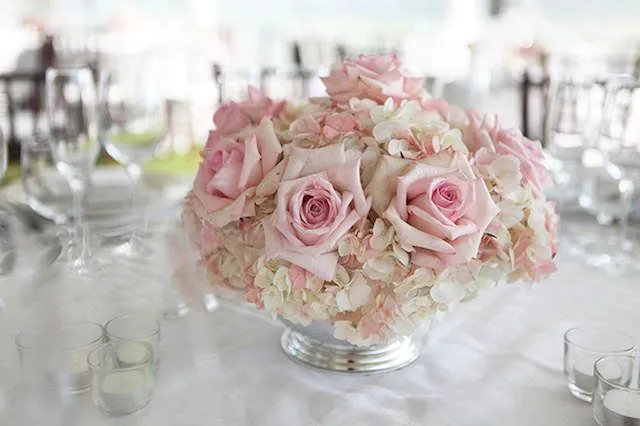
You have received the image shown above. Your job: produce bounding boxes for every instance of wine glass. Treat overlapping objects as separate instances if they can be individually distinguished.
[45,66,101,274]
[545,77,608,256]
[98,63,168,258]
[0,126,6,180]
[598,79,640,273]
[0,126,10,278]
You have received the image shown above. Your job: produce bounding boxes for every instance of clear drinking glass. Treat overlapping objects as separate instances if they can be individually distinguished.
[16,321,105,393]
[564,326,636,402]
[87,342,156,416]
[98,63,169,258]
[105,315,161,370]
[593,355,640,425]
[45,67,101,273]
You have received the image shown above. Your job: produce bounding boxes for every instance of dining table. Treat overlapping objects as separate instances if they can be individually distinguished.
[0,207,637,426]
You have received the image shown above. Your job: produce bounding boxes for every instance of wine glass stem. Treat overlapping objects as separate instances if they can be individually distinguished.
[70,180,91,264]
[126,163,144,243]
[619,178,635,252]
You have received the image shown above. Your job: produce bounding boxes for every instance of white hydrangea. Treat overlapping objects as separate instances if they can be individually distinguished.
[432,128,468,155]
[370,99,444,146]
[335,271,372,312]
[430,279,465,311]
[370,218,395,251]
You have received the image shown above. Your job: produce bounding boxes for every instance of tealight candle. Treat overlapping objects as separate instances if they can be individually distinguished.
[116,342,151,368]
[574,358,624,394]
[601,390,640,426]
[48,359,90,392]
[99,370,148,414]
[88,342,155,416]
[564,327,636,402]
[16,322,104,394]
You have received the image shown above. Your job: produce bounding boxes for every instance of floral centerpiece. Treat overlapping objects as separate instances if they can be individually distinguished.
[182,54,558,371]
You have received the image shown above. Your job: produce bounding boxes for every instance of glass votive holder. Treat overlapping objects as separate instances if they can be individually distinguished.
[87,342,156,416]
[105,315,161,370]
[16,321,105,393]
[593,355,640,425]
[564,327,636,402]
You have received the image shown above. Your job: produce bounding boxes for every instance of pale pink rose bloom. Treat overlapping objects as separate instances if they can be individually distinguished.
[494,129,550,198]
[263,143,372,281]
[208,86,286,147]
[192,119,282,227]
[241,86,286,123]
[383,153,500,269]
[212,103,251,137]
[321,54,424,104]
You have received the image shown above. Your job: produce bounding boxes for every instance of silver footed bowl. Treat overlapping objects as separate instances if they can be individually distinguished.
[279,319,423,375]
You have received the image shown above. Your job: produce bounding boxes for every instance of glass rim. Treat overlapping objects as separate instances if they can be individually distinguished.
[87,341,153,373]
[15,321,105,352]
[563,326,637,353]
[45,65,93,78]
[594,355,640,392]
[104,315,160,340]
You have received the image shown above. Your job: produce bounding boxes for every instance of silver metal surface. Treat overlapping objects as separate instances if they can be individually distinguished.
[280,321,421,375]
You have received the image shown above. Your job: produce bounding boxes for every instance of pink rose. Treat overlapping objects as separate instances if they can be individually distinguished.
[263,143,371,280]
[191,119,282,227]
[321,54,423,104]
[208,86,286,147]
[381,153,500,269]
[240,86,286,123]
[212,103,251,136]
[494,129,550,198]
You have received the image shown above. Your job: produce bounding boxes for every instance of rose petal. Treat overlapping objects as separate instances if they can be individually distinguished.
[203,192,253,228]
[256,161,285,197]
[282,143,347,180]
[255,119,282,175]
[365,155,412,216]
[407,205,478,240]
[394,163,451,221]
[263,217,338,281]
[384,205,456,254]
[327,157,371,216]
[239,135,262,188]
[411,248,445,269]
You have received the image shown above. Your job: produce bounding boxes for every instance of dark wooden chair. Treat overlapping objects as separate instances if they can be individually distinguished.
[519,68,550,143]
[0,35,56,162]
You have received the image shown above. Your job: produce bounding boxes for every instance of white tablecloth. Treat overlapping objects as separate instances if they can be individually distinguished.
[0,218,638,426]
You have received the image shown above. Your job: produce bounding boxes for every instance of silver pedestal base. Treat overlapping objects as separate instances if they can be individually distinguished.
[280,328,421,374]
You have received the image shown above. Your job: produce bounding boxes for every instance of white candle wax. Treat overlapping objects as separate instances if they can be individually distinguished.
[48,355,90,391]
[116,342,150,368]
[574,359,623,393]
[602,390,640,426]
[100,370,147,414]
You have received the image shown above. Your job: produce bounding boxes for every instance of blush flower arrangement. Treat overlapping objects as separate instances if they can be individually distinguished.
[182,55,558,345]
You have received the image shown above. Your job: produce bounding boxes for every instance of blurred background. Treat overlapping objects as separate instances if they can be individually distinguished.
[2,0,640,230]
[1,0,639,161]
